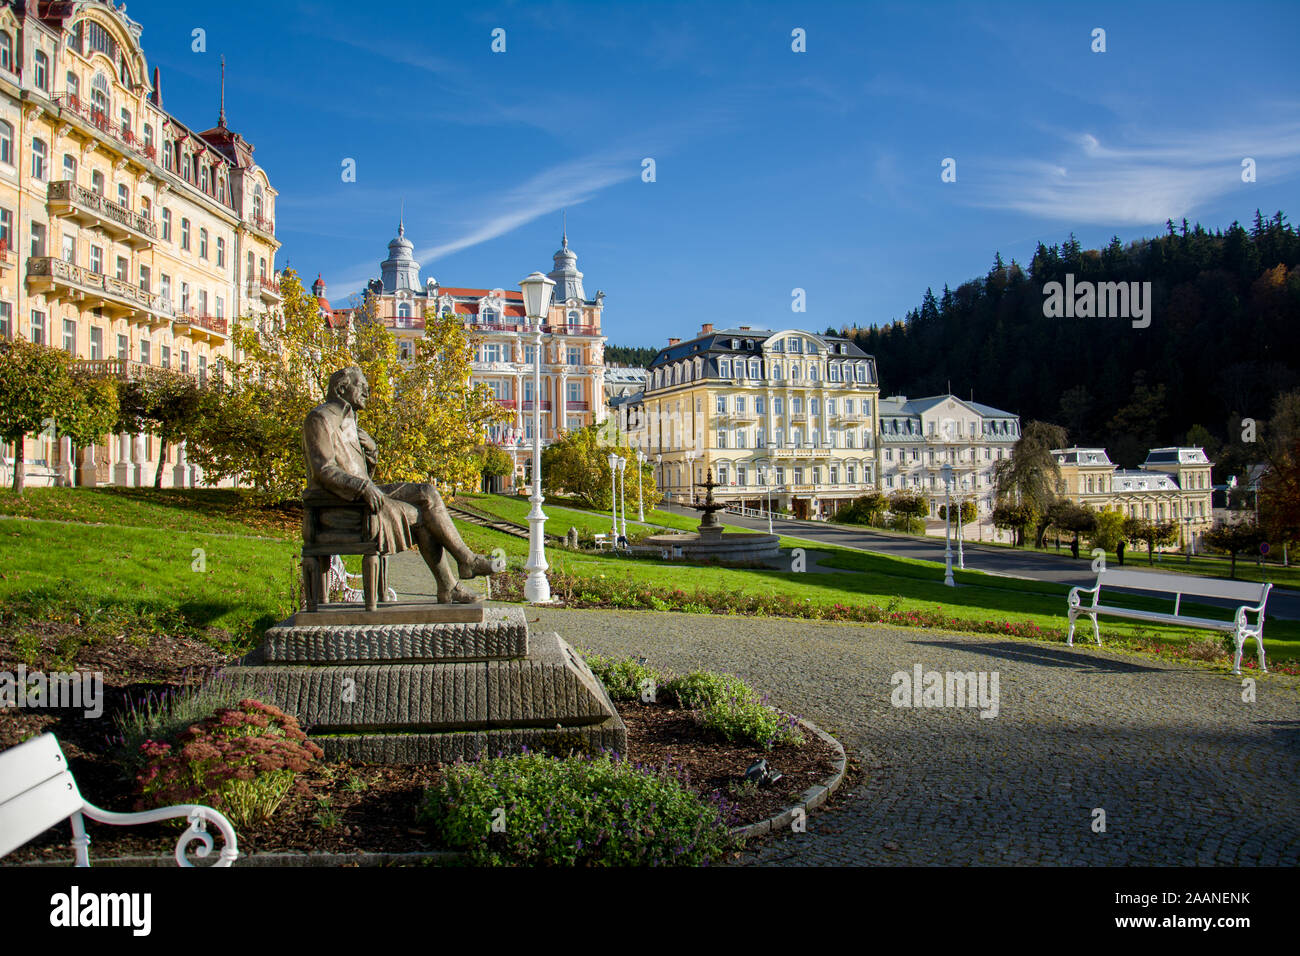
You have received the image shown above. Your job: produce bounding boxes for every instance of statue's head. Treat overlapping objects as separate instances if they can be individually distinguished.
[328,365,369,410]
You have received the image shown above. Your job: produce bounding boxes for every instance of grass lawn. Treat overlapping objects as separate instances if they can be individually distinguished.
[454,506,1300,664]
[0,514,299,652]
[460,492,747,535]
[2,488,1295,667]
[818,515,1300,589]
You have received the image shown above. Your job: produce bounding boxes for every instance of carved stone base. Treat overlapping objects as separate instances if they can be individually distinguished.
[225,611,626,764]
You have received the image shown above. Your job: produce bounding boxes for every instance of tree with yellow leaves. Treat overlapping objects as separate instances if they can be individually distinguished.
[188,269,509,501]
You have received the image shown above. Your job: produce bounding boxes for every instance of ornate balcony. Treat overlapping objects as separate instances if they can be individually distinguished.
[75,358,194,382]
[46,180,157,250]
[247,275,282,303]
[768,446,834,460]
[26,257,164,324]
[52,96,158,165]
[172,313,229,345]
[247,215,276,238]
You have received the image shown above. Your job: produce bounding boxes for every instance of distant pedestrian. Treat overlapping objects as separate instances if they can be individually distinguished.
[1070,536,1080,560]
[1116,540,1126,566]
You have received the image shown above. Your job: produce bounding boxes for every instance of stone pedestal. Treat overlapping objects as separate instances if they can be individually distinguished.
[224,605,626,764]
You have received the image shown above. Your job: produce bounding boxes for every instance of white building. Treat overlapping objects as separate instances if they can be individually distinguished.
[877,394,1021,517]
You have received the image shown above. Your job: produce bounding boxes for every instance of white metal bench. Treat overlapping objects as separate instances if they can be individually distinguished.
[0,733,239,867]
[593,533,609,550]
[1067,569,1271,675]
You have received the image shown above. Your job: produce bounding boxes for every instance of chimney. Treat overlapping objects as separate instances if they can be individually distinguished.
[668,337,681,346]
[739,326,751,331]
[700,323,714,335]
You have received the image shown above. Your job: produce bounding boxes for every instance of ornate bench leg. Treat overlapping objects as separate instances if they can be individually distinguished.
[362,554,379,612]
[1067,611,1076,646]
[1255,633,1267,674]
[1091,615,1101,646]
[302,555,320,612]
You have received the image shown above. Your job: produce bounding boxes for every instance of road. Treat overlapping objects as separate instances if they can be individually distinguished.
[659,504,1300,621]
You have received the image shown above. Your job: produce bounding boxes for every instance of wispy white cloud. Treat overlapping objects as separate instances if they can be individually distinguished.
[326,148,641,293]
[968,121,1300,225]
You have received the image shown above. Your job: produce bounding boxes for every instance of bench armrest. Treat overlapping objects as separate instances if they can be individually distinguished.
[1067,583,1100,608]
[80,801,238,867]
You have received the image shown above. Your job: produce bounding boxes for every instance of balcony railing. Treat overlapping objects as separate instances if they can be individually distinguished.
[0,238,14,275]
[520,401,553,411]
[173,314,229,337]
[75,358,195,382]
[561,400,590,411]
[249,214,276,237]
[26,256,162,316]
[247,276,282,301]
[47,180,156,247]
[53,95,157,163]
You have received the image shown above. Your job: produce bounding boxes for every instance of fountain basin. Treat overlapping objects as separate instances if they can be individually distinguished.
[642,530,781,563]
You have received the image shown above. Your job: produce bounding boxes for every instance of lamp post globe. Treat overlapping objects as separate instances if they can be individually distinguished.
[519,271,555,604]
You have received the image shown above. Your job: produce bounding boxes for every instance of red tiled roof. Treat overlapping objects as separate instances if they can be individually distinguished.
[437,287,524,299]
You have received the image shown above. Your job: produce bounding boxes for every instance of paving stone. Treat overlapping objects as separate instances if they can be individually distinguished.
[526,605,1300,866]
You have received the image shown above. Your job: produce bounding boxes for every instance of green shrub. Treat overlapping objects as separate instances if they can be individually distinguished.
[672,672,804,750]
[135,699,323,830]
[888,514,927,534]
[582,652,658,701]
[419,751,732,866]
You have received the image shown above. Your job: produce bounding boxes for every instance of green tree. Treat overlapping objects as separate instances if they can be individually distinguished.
[993,420,1067,546]
[0,339,73,494]
[991,501,1036,546]
[188,270,508,500]
[1088,508,1127,553]
[839,491,888,526]
[937,500,977,524]
[1123,517,1178,566]
[1203,520,1267,579]
[117,370,207,488]
[541,423,659,512]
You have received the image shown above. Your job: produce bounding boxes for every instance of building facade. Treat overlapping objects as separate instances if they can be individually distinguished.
[336,222,607,481]
[1054,445,1215,544]
[877,394,1021,518]
[633,325,880,519]
[0,0,280,487]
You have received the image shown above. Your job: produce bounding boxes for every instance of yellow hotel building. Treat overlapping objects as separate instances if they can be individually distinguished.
[633,325,880,519]
[0,1,280,488]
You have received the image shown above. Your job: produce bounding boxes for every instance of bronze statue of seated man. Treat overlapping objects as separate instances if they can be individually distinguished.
[303,365,499,604]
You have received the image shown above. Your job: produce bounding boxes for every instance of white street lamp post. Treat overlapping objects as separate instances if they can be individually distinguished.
[957,476,968,570]
[607,451,619,539]
[636,449,646,523]
[761,461,774,534]
[942,463,955,587]
[519,272,555,604]
[617,456,628,542]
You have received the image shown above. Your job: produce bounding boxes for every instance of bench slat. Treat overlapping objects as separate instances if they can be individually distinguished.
[1098,569,1268,603]
[0,733,78,806]
[0,770,83,859]
[1086,605,1236,630]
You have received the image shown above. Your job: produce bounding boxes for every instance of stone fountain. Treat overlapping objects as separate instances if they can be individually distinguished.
[643,468,780,563]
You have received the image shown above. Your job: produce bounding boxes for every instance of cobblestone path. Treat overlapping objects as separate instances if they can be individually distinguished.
[527,606,1300,866]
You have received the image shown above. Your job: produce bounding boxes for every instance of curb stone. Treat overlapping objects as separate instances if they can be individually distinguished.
[729,715,847,842]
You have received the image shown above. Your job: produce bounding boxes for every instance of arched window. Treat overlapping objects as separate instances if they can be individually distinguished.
[252,183,264,220]
[91,73,110,118]
[0,33,12,72]
[567,310,580,326]
[0,121,12,166]
[397,303,412,325]
[34,51,48,90]
[65,72,79,103]
[481,307,497,324]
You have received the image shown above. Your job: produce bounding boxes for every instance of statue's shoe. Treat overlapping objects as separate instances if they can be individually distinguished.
[457,554,498,578]
[437,585,480,604]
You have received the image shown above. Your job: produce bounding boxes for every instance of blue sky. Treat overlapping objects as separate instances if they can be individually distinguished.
[136,0,1300,348]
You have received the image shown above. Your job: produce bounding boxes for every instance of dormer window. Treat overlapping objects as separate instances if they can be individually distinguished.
[481,308,497,324]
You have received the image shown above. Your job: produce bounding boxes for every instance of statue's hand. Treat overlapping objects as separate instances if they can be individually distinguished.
[361,482,384,513]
